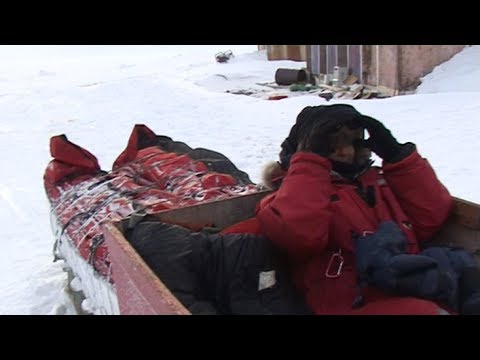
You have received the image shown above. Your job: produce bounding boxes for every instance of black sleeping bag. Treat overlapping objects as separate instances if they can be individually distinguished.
[127,221,312,315]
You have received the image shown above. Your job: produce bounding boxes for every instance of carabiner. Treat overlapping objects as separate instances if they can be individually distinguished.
[325,249,344,278]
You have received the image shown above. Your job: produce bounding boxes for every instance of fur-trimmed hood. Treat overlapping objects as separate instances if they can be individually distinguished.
[259,153,374,191]
[260,161,286,190]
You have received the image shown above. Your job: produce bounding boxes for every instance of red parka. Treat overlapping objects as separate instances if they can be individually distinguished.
[256,150,453,315]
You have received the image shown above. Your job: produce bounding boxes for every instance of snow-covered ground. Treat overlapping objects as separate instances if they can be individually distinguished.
[0,45,478,315]
[416,45,480,94]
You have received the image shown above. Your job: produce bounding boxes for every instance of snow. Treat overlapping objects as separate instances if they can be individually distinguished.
[0,44,478,315]
[417,45,480,94]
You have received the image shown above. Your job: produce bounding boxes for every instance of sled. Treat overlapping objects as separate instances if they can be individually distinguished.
[99,193,480,315]
[45,124,480,315]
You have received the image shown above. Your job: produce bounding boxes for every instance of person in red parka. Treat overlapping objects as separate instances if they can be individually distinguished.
[255,104,455,315]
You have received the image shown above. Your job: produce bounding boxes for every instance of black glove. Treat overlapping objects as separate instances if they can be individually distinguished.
[360,116,412,163]
[297,117,346,157]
